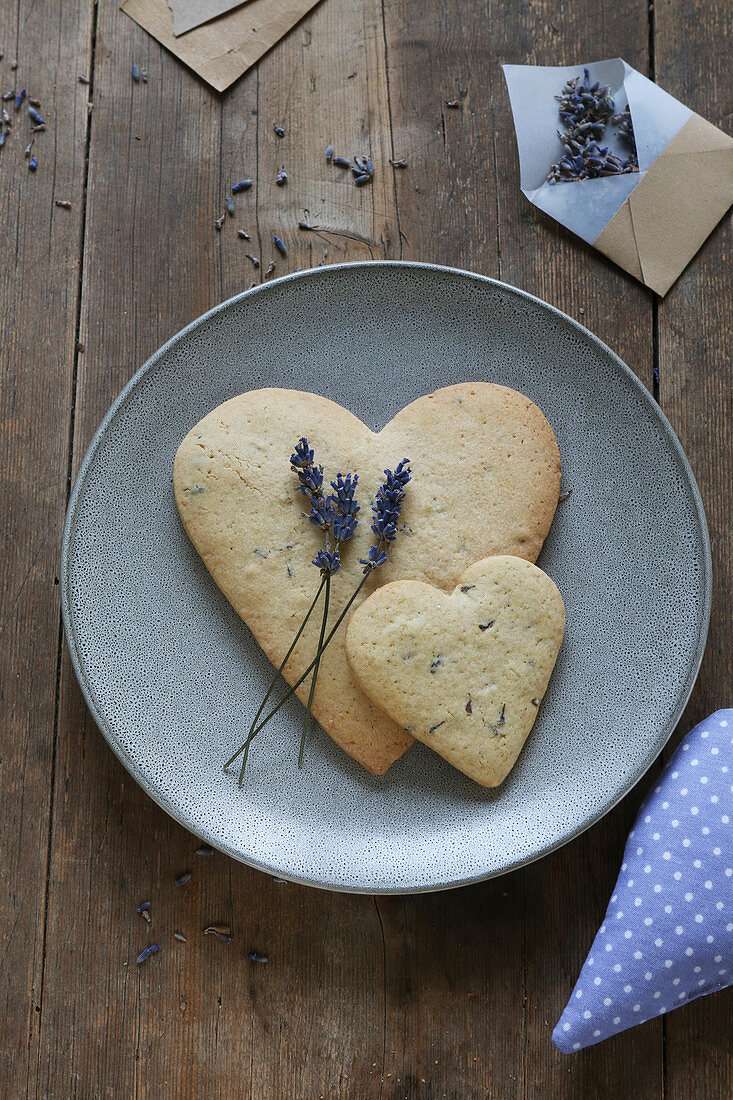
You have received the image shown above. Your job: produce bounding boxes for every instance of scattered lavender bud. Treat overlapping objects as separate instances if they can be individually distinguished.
[558,488,573,502]
[653,364,660,383]
[173,932,187,942]
[273,234,287,255]
[2,108,12,124]
[273,123,285,137]
[136,901,151,913]
[248,952,268,963]
[2,92,15,102]
[226,196,235,215]
[24,140,33,157]
[332,156,350,168]
[10,59,17,71]
[140,68,148,83]
[265,261,276,277]
[78,75,90,86]
[136,944,160,964]
[28,154,37,171]
[174,871,192,886]
[390,158,408,167]
[214,214,225,230]
[204,924,232,944]
[237,229,250,240]
[445,99,460,108]
[28,106,44,125]
[14,88,26,110]
[195,845,214,856]
[298,220,318,230]
[325,144,333,162]
[0,132,5,149]
[246,253,260,268]
[272,877,287,883]
[354,172,371,186]
[29,97,41,108]
[131,64,140,83]
[231,179,253,193]
[31,123,45,132]
[0,49,3,60]
[276,167,288,186]
[141,910,151,924]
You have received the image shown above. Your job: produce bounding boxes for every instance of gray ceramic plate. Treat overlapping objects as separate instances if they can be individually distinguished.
[61,262,710,894]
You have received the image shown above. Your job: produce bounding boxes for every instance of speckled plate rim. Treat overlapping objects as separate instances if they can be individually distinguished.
[60,261,712,894]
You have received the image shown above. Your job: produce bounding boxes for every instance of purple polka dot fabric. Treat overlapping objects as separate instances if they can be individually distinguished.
[553,710,732,1053]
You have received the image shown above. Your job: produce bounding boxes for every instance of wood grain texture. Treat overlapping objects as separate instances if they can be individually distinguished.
[1,0,730,1095]
[655,0,733,1094]
[0,2,93,1095]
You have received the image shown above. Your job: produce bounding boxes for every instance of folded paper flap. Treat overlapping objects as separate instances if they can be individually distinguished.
[168,0,248,38]
[594,112,733,295]
[122,0,323,92]
[595,201,643,283]
[655,110,733,158]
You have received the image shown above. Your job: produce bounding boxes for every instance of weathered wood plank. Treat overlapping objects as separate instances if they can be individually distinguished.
[378,1,664,1097]
[0,2,93,1095]
[655,0,733,1094]
[39,2,398,1097]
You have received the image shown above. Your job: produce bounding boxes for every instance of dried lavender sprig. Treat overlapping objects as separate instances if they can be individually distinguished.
[222,575,327,778]
[297,471,359,766]
[230,446,360,779]
[298,572,330,766]
[230,462,410,768]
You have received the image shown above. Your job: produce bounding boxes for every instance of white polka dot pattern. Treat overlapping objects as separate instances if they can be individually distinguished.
[553,710,732,1052]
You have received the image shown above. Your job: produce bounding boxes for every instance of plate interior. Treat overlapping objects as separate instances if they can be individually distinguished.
[62,263,710,892]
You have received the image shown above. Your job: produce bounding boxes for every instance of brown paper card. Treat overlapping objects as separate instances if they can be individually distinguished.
[122,0,323,92]
[168,1,248,38]
[595,113,733,296]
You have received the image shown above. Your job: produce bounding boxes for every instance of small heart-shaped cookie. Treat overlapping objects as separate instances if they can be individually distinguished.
[173,385,560,775]
[345,556,564,786]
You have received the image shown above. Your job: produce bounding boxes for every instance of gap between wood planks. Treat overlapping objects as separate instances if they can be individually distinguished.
[35,0,100,1074]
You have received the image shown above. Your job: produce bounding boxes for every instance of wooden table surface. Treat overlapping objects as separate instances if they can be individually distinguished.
[1,0,731,1096]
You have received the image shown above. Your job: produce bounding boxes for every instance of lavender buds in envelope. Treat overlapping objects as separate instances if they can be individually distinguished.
[503,59,733,296]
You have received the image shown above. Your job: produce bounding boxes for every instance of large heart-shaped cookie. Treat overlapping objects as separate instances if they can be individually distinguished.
[173,385,560,774]
[345,556,565,786]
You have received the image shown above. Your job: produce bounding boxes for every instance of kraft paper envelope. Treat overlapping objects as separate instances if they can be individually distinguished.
[168,1,248,38]
[503,59,733,296]
[122,0,323,92]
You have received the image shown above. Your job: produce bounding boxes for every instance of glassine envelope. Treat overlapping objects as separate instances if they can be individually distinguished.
[503,59,733,296]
